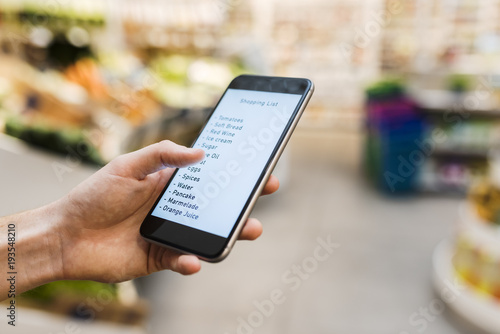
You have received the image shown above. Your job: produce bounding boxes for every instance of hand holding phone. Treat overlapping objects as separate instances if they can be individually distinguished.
[141,75,314,261]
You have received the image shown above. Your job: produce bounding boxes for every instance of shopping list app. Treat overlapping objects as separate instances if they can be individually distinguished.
[151,88,302,237]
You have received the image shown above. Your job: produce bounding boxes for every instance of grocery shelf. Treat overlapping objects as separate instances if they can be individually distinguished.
[430,149,489,161]
[411,89,500,119]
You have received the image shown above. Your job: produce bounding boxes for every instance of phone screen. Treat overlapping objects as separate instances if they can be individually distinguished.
[150,88,303,238]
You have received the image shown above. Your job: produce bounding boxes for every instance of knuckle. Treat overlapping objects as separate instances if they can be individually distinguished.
[158,139,173,146]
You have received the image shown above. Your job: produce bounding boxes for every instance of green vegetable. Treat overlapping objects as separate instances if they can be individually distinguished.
[4,118,104,166]
[22,281,118,304]
[365,78,405,100]
[447,74,471,93]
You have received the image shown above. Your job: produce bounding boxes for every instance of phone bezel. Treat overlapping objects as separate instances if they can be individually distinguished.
[140,75,313,261]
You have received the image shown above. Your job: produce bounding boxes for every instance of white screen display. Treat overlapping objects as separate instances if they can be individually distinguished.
[151,88,302,238]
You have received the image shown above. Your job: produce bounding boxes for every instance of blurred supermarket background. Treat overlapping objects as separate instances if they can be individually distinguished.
[1,0,500,333]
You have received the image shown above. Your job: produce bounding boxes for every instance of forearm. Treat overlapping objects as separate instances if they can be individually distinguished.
[0,202,64,301]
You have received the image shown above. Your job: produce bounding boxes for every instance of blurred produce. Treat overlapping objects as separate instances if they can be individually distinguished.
[0,1,253,163]
[22,281,118,304]
[470,181,500,225]
[447,74,471,93]
[0,51,250,162]
[19,280,148,325]
[4,117,104,165]
[453,206,500,301]
[470,151,500,225]
[451,152,500,302]
[64,58,108,100]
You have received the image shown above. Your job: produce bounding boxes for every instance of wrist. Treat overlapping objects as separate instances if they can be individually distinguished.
[14,201,65,293]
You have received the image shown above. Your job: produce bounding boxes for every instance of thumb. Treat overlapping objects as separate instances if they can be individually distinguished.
[109,140,205,180]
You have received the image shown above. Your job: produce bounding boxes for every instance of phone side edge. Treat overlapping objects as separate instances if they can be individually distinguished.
[206,81,315,262]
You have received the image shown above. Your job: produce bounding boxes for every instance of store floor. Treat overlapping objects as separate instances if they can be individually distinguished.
[0,130,478,334]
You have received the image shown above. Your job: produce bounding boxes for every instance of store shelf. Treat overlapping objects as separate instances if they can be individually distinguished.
[432,240,500,333]
[420,107,500,119]
[411,89,500,119]
[431,149,489,161]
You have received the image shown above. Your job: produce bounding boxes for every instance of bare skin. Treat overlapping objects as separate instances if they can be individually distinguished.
[0,140,279,300]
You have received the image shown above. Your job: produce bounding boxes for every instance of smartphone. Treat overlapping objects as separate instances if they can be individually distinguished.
[140,75,314,262]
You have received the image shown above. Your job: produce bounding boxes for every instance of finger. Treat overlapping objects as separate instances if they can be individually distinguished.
[162,253,201,275]
[261,175,279,196]
[110,140,205,180]
[238,218,263,241]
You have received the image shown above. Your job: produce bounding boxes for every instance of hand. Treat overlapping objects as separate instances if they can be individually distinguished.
[51,140,279,283]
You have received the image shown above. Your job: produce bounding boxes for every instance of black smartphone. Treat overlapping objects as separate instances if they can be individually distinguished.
[140,75,314,262]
